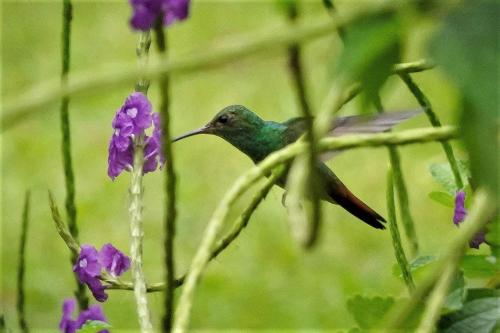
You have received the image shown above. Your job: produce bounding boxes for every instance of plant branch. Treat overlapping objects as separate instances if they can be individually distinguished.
[3,0,431,130]
[153,22,177,333]
[285,0,321,248]
[17,191,30,333]
[48,191,80,257]
[129,30,153,333]
[60,0,88,310]
[374,96,419,256]
[386,169,415,294]
[399,72,464,189]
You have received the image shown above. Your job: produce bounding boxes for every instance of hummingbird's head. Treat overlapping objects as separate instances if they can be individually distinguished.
[173,105,264,143]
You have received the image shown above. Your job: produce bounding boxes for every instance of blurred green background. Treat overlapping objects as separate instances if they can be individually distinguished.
[2,0,480,331]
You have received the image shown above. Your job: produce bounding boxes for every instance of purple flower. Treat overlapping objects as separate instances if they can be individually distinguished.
[143,135,160,173]
[129,0,190,31]
[453,190,467,225]
[469,230,485,249]
[59,299,77,333]
[59,298,109,333]
[114,92,153,135]
[73,245,108,302]
[99,243,131,277]
[108,92,161,180]
[152,113,166,165]
[107,137,134,180]
[452,190,485,249]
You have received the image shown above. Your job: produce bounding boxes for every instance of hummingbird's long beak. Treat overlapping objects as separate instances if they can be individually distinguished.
[172,125,211,142]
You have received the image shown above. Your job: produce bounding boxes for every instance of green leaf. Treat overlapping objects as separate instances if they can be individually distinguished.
[438,297,500,333]
[75,320,111,333]
[393,255,437,277]
[429,161,470,194]
[347,295,395,329]
[335,10,402,111]
[428,191,454,207]
[347,296,423,329]
[443,271,466,314]
[461,255,499,279]
[430,2,499,197]
[465,288,500,302]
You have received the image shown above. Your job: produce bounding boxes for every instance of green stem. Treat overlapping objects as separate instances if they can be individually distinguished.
[386,169,415,294]
[286,1,321,248]
[417,263,458,332]
[210,166,286,260]
[17,191,30,333]
[322,0,347,39]
[399,72,464,190]
[128,30,153,333]
[48,191,80,256]
[60,0,88,310]
[129,135,153,333]
[153,22,177,332]
[374,97,418,256]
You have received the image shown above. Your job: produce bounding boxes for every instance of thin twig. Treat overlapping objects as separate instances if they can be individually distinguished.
[210,166,286,261]
[285,1,321,248]
[48,191,80,257]
[374,96,419,256]
[399,72,464,189]
[386,169,415,294]
[153,22,177,332]
[60,0,87,310]
[17,191,30,333]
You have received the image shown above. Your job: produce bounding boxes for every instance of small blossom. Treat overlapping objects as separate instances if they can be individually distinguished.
[143,135,160,173]
[99,243,131,277]
[73,245,108,302]
[452,190,485,249]
[115,92,153,135]
[469,230,485,249]
[129,0,190,31]
[107,137,134,180]
[453,190,467,225]
[152,113,166,165]
[74,245,101,278]
[59,299,77,333]
[59,298,109,333]
[75,304,108,331]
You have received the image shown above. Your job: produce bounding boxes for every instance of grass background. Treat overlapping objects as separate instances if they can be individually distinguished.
[1,1,480,331]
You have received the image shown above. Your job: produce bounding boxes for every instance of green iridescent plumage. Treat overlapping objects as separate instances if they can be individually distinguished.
[174,105,421,229]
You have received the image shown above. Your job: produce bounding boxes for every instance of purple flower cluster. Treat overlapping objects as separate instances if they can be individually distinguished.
[73,244,130,302]
[59,298,108,333]
[108,92,164,180]
[130,0,190,31]
[453,190,485,249]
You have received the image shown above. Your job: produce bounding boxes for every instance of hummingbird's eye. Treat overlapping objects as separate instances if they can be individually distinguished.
[217,114,229,124]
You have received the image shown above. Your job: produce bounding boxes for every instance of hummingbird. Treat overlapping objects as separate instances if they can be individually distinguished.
[173,105,420,229]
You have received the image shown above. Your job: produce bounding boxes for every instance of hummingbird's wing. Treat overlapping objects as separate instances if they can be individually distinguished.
[282,109,422,159]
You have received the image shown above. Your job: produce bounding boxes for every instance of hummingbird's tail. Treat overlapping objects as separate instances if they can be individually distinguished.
[327,183,386,229]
